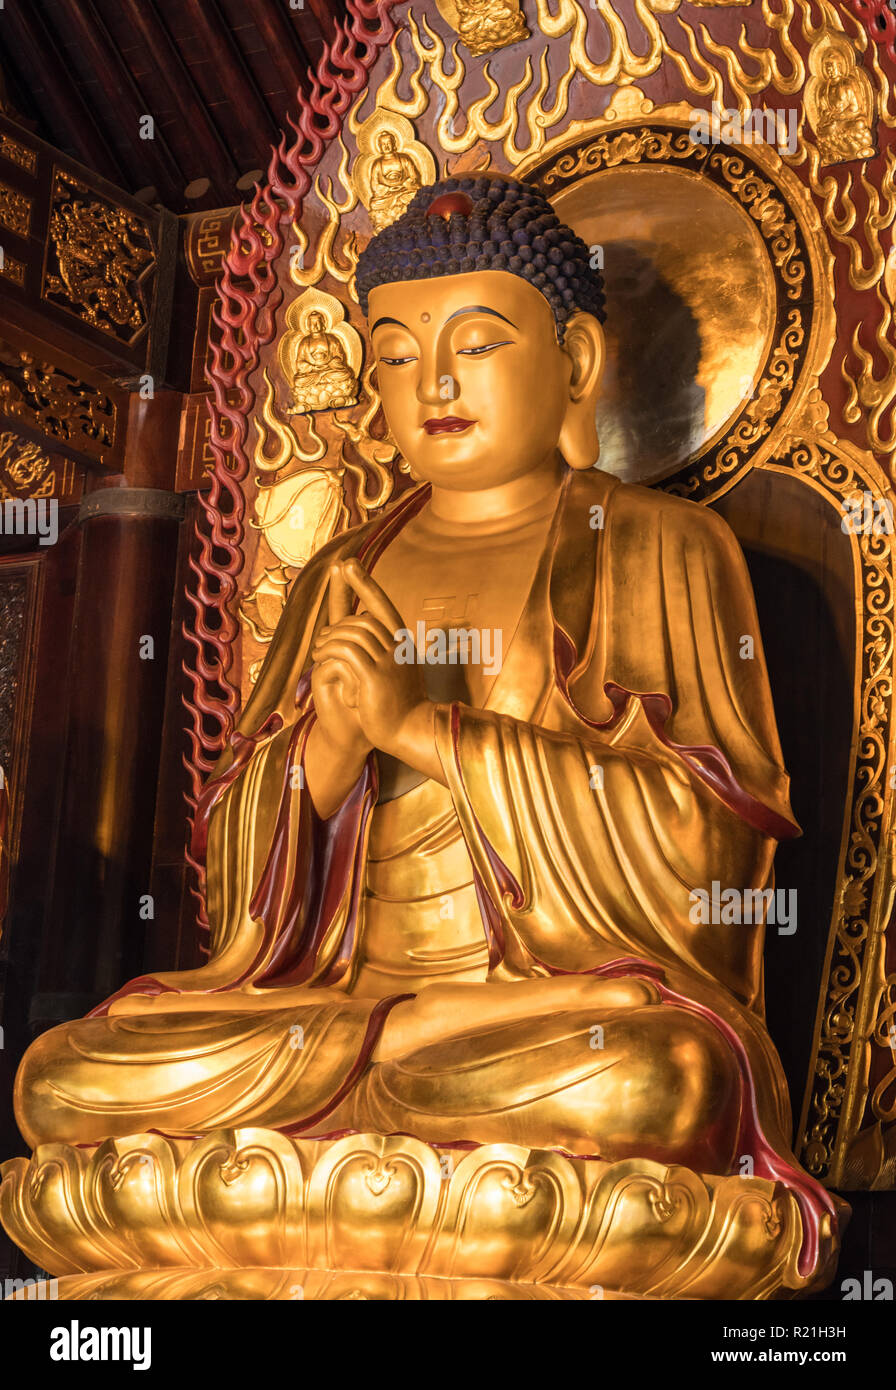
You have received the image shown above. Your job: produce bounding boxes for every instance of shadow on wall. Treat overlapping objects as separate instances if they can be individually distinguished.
[596,240,705,481]
[713,471,855,1132]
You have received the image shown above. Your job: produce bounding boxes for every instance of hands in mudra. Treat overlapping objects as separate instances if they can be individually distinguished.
[307,556,433,783]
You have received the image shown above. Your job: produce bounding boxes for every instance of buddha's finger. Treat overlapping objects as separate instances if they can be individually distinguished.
[315,658,360,709]
[317,613,395,653]
[316,655,356,686]
[313,628,384,666]
[327,563,353,625]
[312,636,378,676]
[341,558,404,632]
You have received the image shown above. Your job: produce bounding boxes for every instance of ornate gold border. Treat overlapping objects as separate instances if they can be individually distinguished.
[761,398,896,1188]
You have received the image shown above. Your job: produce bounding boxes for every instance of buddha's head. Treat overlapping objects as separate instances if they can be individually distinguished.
[306,311,326,334]
[823,50,847,80]
[356,174,606,491]
[377,132,398,155]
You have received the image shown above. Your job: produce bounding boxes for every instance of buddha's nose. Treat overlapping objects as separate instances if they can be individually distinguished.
[416,339,460,408]
[416,364,459,408]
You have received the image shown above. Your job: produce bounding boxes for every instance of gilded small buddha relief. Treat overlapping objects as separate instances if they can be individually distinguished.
[806,34,876,166]
[278,289,361,415]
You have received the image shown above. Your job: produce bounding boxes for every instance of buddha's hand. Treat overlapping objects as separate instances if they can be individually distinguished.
[308,560,366,747]
[311,558,429,760]
[310,652,369,759]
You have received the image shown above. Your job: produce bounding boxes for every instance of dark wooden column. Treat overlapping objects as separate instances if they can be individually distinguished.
[30,486,185,1022]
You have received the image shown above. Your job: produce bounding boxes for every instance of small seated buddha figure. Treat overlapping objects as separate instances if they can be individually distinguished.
[367,131,421,232]
[812,46,875,164]
[287,309,358,413]
[6,175,842,1298]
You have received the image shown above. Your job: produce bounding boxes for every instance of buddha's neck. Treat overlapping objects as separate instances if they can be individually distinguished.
[423,453,567,535]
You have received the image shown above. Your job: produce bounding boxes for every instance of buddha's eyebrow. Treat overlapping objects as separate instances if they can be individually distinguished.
[444,305,517,327]
[370,316,408,333]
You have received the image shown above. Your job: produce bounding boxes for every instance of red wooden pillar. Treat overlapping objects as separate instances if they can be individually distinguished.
[29,393,186,1027]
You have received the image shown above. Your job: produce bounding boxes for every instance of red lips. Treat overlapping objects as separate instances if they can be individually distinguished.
[423,416,476,434]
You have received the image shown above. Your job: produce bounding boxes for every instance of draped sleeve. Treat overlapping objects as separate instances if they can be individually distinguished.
[431,474,798,1013]
[89,511,391,1008]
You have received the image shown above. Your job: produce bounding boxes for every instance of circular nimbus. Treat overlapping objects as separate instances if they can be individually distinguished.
[551,163,779,486]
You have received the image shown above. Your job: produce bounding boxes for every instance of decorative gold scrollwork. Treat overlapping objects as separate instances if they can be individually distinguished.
[0,181,30,238]
[0,337,115,460]
[0,431,56,500]
[0,133,37,175]
[42,171,154,342]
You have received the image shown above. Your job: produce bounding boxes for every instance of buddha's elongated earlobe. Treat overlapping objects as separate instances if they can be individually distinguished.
[370,363,405,470]
[558,312,605,471]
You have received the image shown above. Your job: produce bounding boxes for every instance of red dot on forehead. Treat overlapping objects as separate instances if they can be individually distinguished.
[420,312,431,322]
[426,191,474,220]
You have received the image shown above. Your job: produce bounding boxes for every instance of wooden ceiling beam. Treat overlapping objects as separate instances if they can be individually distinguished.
[2,1,126,186]
[115,0,241,195]
[178,0,280,162]
[304,0,344,43]
[63,0,186,202]
[237,0,314,118]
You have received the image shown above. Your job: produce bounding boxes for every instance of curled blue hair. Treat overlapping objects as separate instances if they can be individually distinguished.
[356,173,606,342]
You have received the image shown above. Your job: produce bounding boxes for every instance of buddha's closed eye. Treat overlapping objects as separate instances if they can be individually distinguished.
[456,340,513,356]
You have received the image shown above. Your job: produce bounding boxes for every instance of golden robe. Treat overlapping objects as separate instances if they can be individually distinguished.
[15,466,837,1278]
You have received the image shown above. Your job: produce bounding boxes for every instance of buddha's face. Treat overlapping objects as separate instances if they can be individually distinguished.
[823,52,846,79]
[369,269,593,490]
[306,311,326,334]
[378,132,397,155]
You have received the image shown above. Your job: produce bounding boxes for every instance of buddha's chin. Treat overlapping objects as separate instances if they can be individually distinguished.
[406,452,487,489]
[411,458,556,495]
[406,442,533,491]
[414,466,512,494]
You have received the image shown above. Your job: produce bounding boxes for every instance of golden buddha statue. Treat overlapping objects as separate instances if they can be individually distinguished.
[287,309,358,413]
[2,175,844,1300]
[367,131,421,232]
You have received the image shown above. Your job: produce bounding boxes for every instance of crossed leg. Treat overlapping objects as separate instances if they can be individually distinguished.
[327,975,744,1172]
